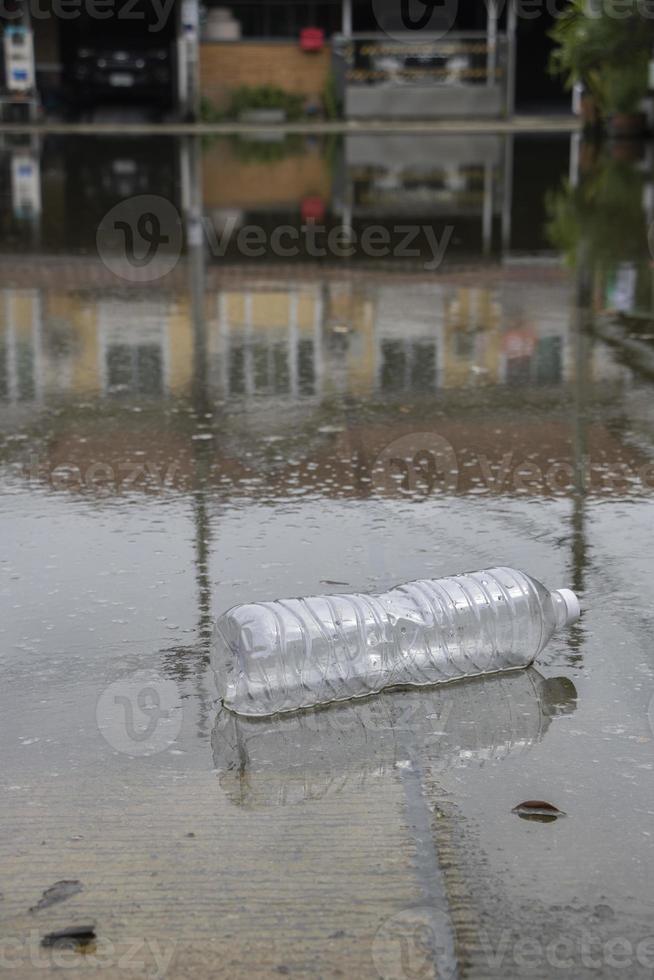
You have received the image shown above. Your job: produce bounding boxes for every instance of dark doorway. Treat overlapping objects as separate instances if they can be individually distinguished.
[515,8,568,111]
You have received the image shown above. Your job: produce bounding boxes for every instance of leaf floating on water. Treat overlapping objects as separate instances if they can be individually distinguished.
[512,800,566,823]
[30,880,83,912]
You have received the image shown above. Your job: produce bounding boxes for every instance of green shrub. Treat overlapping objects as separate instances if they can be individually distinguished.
[226,86,305,120]
[549,0,651,116]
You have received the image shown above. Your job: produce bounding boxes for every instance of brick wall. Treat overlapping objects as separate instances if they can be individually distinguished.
[200,42,332,110]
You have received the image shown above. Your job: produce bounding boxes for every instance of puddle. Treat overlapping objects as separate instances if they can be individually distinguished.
[1,131,654,977]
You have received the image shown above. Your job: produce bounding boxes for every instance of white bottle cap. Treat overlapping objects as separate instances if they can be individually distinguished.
[556,588,580,626]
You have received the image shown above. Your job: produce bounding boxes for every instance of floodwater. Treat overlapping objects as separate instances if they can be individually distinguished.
[1,131,654,978]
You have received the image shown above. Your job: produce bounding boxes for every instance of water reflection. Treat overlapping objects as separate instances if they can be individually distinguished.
[4,131,654,698]
[211,669,577,808]
[0,132,561,259]
[0,279,626,405]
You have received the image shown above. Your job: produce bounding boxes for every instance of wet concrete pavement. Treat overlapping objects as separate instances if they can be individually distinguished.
[1,132,654,977]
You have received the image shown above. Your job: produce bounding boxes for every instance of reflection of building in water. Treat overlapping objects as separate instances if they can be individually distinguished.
[208,284,378,401]
[0,289,43,404]
[444,287,503,386]
[374,286,443,392]
[98,299,172,397]
[0,276,629,408]
[339,135,509,257]
[203,138,331,216]
[0,136,42,245]
[211,288,324,400]
[0,290,196,400]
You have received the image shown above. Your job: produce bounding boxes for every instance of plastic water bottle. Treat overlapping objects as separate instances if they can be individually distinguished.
[212,566,580,717]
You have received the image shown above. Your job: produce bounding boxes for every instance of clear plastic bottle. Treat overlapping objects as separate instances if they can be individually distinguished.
[212,566,580,717]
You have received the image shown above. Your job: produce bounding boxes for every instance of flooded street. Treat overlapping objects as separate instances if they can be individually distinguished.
[1,131,654,978]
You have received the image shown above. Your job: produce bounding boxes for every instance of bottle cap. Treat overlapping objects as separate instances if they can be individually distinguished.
[556,588,580,626]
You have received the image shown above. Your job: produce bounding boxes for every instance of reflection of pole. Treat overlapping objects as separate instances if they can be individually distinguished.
[179,0,201,120]
[482,160,494,256]
[184,135,207,406]
[161,137,214,731]
[185,133,212,642]
[569,238,592,659]
[192,463,213,644]
[569,131,581,189]
[501,133,514,254]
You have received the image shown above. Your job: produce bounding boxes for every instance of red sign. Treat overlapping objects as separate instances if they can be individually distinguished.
[300,28,324,52]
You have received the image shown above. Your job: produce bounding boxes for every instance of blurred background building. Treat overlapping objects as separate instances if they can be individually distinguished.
[0,0,568,121]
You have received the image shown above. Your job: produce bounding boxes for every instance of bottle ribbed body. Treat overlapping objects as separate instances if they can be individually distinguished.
[212,566,565,717]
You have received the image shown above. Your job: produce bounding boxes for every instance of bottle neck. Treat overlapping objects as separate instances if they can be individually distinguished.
[552,589,580,629]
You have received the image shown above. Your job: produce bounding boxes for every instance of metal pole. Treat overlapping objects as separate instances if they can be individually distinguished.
[180,0,201,121]
[486,0,498,88]
[342,0,352,38]
[506,0,517,116]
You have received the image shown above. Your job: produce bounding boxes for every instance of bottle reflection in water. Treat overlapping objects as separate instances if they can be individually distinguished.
[211,670,577,808]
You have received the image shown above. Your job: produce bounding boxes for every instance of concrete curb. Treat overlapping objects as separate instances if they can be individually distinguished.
[0,115,580,136]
